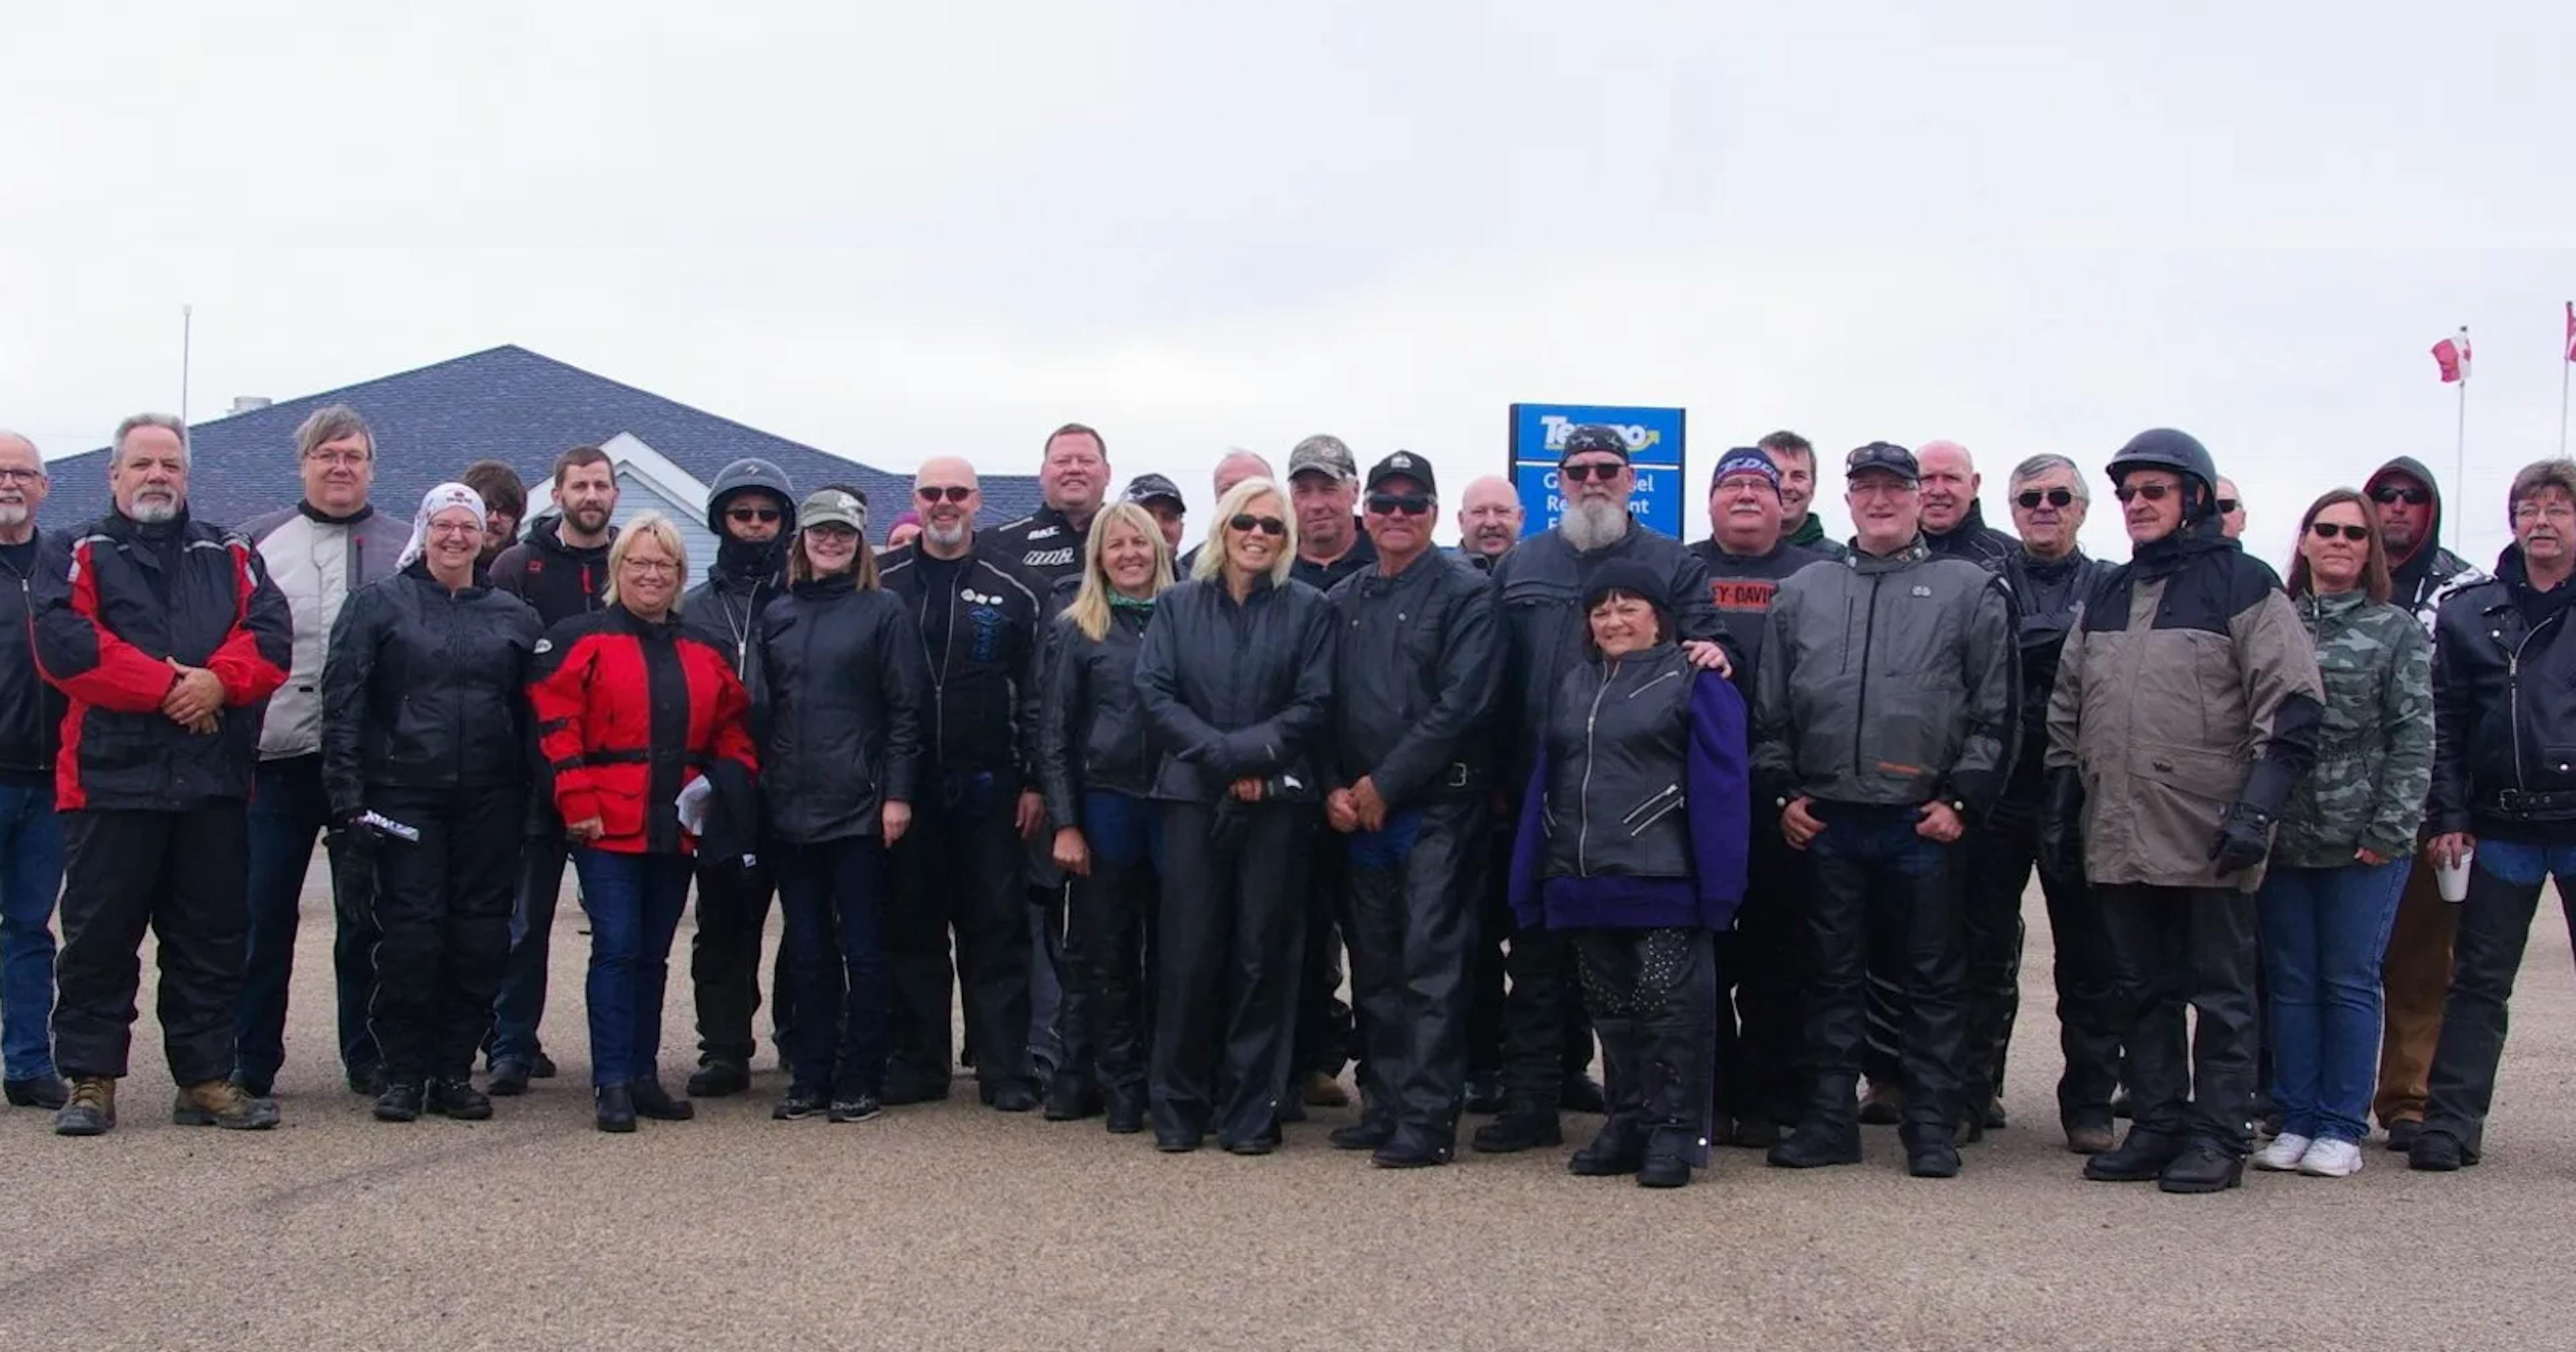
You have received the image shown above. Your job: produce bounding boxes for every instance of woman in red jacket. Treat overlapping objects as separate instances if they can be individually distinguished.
[527,513,757,1133]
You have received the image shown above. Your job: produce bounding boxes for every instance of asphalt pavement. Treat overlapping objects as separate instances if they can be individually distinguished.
[4,868,2572,1351]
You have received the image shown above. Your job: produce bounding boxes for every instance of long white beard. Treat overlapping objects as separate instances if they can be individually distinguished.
[0,504,27,529]
[1560,499,1631,551]
[128,495,180,524]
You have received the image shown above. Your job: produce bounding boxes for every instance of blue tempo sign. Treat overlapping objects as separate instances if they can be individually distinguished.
[1508,403,1687,541]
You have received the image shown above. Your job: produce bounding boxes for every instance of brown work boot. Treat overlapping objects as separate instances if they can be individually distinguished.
[1301,1071,1350,1109]
[54,1077,116,1137]
[172,1080,281,1131]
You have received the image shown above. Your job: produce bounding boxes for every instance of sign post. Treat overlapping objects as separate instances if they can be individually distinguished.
[1507,403,1687,540]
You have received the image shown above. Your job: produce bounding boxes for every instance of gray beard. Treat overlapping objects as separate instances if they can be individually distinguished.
[128,496,180,524]
[926,522,970,552]
[1559,500,1631,551]
[0,505,26,529]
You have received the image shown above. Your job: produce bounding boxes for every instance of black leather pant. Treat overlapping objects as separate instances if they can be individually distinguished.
[1152,799,1310,1147]
[1344,798,1479,1148]
[2098,883,2257,1153]
[690,858,785,1072]
[1576,926,1715,1162]
[1716,836,1806,1128]
[886,771,1034,1097]
[1799,802,1966,1145]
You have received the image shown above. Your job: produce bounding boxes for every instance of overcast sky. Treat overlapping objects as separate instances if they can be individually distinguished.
[5,1,2572,563]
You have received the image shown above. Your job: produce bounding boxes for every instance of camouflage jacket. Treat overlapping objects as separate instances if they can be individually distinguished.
[2273,589,2434,868]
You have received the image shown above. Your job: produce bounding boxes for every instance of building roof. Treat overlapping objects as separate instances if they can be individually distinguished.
[42,344,1042,541]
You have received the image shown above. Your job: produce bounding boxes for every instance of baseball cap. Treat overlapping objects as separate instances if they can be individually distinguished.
[1559,423,1632,465]
[1287,435,1357,482]
[799,487,867,534]
[1845,441,1920,484]
[1123,473,1185,510]
[1364,451,1438,496]
[1710,446,1782,493]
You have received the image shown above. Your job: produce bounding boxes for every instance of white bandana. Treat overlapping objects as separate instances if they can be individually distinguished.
[398,482,490,569]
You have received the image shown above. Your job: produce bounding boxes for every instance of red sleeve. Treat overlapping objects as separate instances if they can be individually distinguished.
[204,541,292,707]
[33,537,180,714]
[529,633,602,826]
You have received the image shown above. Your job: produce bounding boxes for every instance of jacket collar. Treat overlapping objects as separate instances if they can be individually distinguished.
[298,500,376,526]
[1847,534,1931,574]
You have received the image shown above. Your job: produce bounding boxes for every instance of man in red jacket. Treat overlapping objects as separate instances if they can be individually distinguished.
[36,413,293,1137]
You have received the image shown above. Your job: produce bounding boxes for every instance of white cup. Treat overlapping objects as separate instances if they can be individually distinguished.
[2435,847,2475,903]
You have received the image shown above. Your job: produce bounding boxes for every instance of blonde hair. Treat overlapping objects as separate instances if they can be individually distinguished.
[789,523,882,591]
[1191,477,1297,587]
[602,511,689,612]
[1066,502,1175,641]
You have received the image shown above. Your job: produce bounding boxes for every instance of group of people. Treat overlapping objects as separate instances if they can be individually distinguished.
[0,406,2566,1196]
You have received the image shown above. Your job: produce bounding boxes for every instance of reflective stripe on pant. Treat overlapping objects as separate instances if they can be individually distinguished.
[368,791,521,1082]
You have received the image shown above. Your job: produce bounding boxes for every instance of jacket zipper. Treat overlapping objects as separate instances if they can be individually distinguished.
[2507,609,2563,791]
[920,573,959,760]
[1629,795,1684,836]
[1576,657,1617,874]
[1623,781,1681,829]
[1852,572,1884,778]
[1626,668,1680,700]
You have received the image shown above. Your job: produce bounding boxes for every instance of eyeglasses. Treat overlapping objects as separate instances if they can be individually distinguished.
[2216,498,2241,514]
[1366,492,1432,516]
[2113,483,2178,504]
[1229,514,1287,537]
[805,524,861,541]
[2512,500,2576,523]
[916,486,973,504]
[2370,486,2432,506]
[2015,488,2076,510]
[621,558,680,576]
[2308,522,2371,542]
[1559,461,1626,483]
[727,506,782,524]
[0,468,44,485]
[303,450,369,468]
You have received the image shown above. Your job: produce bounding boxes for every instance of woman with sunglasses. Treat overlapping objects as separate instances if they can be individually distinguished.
[1133,478,1336,1154]
[2248,490,2432,1178]
[1038,501,1177,1135]
[527,512,760,1133]
[757,488,927,1124]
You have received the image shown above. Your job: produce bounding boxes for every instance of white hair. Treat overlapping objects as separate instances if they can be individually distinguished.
[110,413,189,467]
[2010,453,2089,504]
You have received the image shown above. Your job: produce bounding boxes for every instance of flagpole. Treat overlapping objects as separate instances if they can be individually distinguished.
[2455,326,2469,513]
[2560,308,2569,459]
[179,304,193,427]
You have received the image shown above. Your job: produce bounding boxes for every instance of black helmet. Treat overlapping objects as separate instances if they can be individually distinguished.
[704,457,797,535]
[2105,429,2216,497]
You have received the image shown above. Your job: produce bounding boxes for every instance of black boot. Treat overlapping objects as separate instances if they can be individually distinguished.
[1104,1087,1148,1135]
[429,1076,493,1121]
[1463,1075,1506,1115]
[1372,1129,1454,1169]
[1638,1126,1695,1188]
[686,1061,749,1098]
[1633,1046,1703,1188]
[1905,1127,1962,1179]
[1043,1076,1103,1123]
[631,1079,695,1121]
[2083,1127,2186,1182]
[4,1076,67,1110]
[595,1084,637,1133]
[1766,1119,1862,1168]
[1568,1117,1648,1176]
[1330,1116,1397,1151]
[2157,1143,2245,1194]
[372,1081,425,1123]
[485,1059,532,1097]
[2408,1129,2479,1172]
[1470,1101,1562,1153]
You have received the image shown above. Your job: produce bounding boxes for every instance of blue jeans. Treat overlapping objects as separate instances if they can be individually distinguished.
[2257,858,2408,1142]
[235,754,378,1088]
[572,848,692,1088]
[488,837,570,1067]
[0,781,64,1081]
[775,835,892,1098]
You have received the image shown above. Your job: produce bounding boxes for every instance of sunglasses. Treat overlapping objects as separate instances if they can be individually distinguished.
[916,486,973,504]
[2216,498,2241,514]
[1228,514,1287,537]
[726,506,782,524]
[1366,492,1433,516]
[2113,483,2178,504]
[2370,486,2431,506]
[2015,488,2076,510]
[2308,521,2371,541]
[1560,461,1626,483]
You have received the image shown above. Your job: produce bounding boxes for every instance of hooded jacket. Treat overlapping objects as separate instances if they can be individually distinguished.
[2367,455,2487,635]
[1785,512,1849,561]
[2046,518,2324,891]
[682,471,796,748]
[1752,537,2018,814]
[489,514,618,630]
[2426,546,2576,843]
[0,528,68,784]
[319,557,544,818]
[241,501,409,761]
[32,507,293,811]
[2272,588,2432,867]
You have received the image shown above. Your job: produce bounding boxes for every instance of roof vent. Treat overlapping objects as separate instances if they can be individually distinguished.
[229,396,272,415]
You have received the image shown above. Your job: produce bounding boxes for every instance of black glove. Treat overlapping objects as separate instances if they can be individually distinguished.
[325,813,384,929]
[2208,801,2275,877]
[2038,769,2086,882]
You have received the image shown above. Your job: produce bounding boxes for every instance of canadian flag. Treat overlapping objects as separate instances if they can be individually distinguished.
[2432,329,2471,383]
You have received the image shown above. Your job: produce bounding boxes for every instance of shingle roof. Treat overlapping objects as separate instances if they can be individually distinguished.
[42,345,1041,540]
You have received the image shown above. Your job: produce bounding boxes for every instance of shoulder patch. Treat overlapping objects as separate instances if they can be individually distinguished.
[534,638,553,654]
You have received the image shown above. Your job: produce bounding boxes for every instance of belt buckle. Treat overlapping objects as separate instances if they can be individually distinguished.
[2499,788,2524,812]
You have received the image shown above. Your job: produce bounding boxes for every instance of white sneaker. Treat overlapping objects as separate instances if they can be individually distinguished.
[2255,1132,2313,1171]
[2298,1137,2364,1178]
